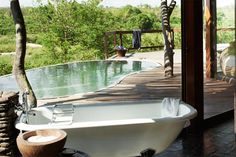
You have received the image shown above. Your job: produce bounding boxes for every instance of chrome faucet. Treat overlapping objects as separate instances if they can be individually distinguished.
[22,91,29,113]
[22,91,30,123]
[21,91,35,123]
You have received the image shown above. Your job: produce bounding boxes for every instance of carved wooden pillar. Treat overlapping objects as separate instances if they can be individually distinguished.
[160,0,176,77]
[205,0,217,78]
[181,0,204,131]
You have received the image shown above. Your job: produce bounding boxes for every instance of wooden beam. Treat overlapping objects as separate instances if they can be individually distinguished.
[127,46,164,50]
[105,30,163,35]
[181,0,204,131]
[205,0,217,78]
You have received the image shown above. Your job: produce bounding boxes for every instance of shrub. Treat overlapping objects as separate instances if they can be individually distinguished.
[67,44,100,61]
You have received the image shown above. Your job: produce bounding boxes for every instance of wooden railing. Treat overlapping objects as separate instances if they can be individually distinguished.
[217,27,235,31]
[103,27,234,59]
[103,29,166,59]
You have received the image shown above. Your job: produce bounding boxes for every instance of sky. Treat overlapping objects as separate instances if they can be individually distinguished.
[0,0,235,8]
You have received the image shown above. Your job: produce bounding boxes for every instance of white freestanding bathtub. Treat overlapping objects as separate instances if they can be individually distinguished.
[15,100,197,157]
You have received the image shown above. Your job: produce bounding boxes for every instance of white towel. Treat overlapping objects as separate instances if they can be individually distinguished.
[161,97,180,117]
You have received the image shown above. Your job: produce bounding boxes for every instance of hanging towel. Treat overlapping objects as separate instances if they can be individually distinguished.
[161,97,180,117]
[132,29,141,49]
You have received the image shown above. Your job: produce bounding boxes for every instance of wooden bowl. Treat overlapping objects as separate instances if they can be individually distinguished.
[116,49,127,57]
[17,129,67,157]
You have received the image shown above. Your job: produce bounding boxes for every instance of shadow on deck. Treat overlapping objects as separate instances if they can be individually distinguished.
[37,50,234,119]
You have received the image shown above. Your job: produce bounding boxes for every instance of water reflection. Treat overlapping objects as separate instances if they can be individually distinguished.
[0,60,157,99]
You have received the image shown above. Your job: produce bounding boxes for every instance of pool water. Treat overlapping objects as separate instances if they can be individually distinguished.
[0,60,158,99]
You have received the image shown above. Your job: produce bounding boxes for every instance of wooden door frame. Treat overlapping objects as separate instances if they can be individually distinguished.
[181,0,204,130]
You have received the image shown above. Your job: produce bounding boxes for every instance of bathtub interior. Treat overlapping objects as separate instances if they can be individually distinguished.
[26,101,191,125]
[27,107,53,124]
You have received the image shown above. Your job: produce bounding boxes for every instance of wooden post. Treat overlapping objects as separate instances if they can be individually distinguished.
[205,0,217,78]
[104,33,108,59]
[114,32,117,47]
[119,33,123,46]
[181,0,204,131]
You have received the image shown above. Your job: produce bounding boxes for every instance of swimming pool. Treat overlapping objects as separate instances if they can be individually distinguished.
[0,60,159,99]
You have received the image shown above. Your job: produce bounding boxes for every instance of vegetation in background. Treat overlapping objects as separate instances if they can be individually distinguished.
[227,41,235,55]
[0,1,234,75]
[216,6,235,43]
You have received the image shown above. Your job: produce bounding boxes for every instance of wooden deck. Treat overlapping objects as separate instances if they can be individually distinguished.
[204,77,234,119]
[40,59,234,119]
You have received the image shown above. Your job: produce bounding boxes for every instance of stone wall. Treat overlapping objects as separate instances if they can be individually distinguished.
[0,91,19,157]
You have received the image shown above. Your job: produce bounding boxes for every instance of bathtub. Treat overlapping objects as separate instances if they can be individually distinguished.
[15,100,197,157]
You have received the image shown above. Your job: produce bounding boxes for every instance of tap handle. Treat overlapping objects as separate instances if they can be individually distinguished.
[23,90,29,96]
[22,91,29,100]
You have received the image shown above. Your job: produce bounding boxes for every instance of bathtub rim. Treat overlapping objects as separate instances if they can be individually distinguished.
[15,100,197,131]
[37,99,198,122]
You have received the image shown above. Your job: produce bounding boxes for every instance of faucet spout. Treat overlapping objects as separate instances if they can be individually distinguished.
[22,91,30,123]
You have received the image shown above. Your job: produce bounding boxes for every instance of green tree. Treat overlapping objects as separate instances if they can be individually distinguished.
[122,5,142,18]
[217,12,225,27]
[29,0,115,60]
[126,13,154,30]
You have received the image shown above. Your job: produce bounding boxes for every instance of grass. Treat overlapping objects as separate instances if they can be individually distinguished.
[0,34,43,53]
[0,55,13,75]
[0,35,15,53]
